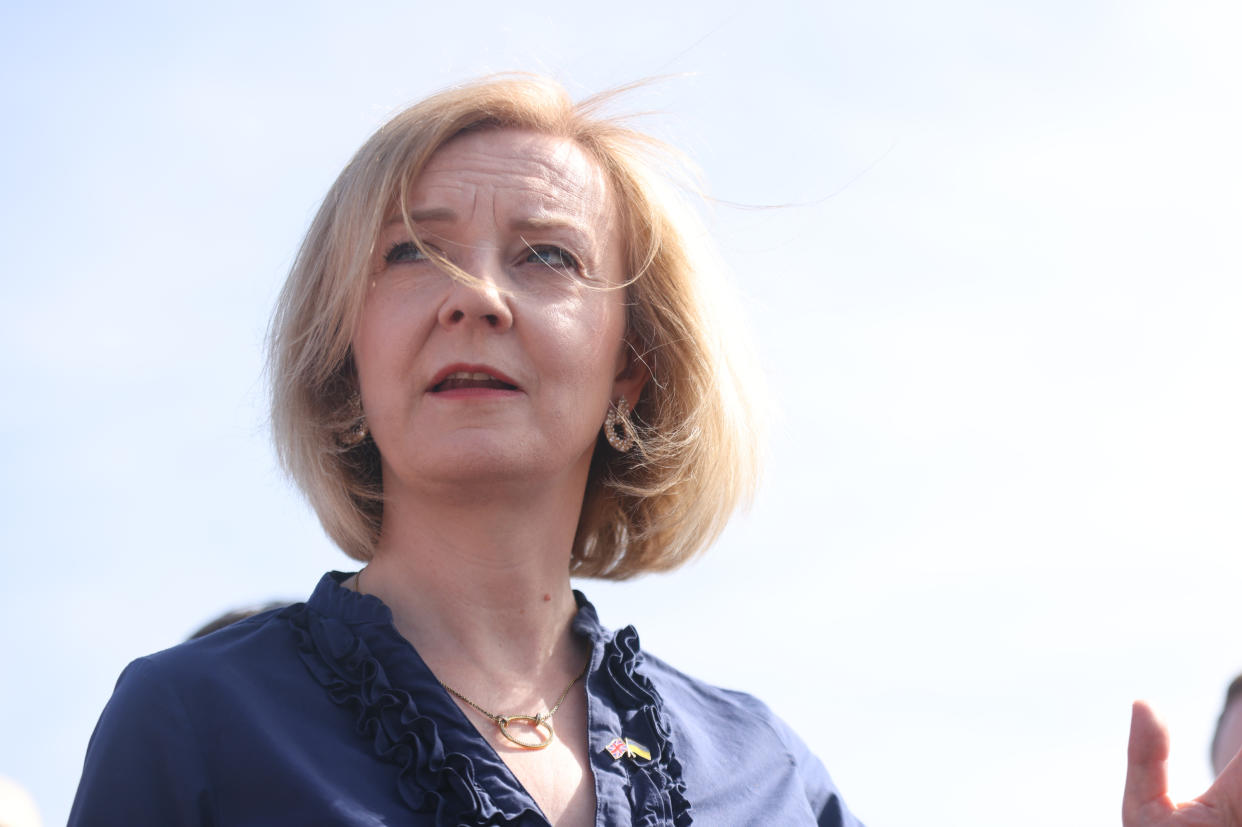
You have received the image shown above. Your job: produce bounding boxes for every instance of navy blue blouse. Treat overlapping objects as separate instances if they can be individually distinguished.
[71,573,862,826]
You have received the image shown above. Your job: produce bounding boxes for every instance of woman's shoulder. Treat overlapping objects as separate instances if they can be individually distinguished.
[100,596,304,725]
[69,605,298,825]
[121,572,363,690]
[635,651,865,827]
[637,649,799,741]
[128,603,295,679]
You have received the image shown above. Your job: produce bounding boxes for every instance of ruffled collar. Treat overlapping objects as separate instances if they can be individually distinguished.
[303,569,393,624]
[282,572,691,826]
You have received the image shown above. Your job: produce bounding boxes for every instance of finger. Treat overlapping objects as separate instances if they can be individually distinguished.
[1123,700,1173,824]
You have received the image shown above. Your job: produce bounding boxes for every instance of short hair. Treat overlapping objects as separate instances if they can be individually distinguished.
[1211,674,1242,772]
[188,602,290,639]
[269,74,761,579]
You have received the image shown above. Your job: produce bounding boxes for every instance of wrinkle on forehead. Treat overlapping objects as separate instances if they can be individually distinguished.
[405,129,618,236]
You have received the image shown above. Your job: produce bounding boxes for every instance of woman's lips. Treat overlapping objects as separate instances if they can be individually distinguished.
[433,371,518,392]
[427,365,522,396]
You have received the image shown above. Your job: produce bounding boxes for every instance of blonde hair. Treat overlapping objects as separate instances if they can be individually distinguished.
[269,74,762,579]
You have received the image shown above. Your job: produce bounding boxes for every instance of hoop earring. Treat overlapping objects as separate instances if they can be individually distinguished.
[337,393,370,447]
[604,398,637,453]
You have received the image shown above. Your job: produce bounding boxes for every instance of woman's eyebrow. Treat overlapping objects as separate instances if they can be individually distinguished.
[383,207,457,227]
[379,210,598,245]
[509,215,594,239]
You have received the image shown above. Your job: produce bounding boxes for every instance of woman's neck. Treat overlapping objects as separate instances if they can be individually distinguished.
[357,478,590,698]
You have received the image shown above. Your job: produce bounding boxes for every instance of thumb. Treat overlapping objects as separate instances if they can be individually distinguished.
[1123,700,1173,825]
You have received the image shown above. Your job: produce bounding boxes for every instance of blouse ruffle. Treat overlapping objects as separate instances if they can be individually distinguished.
[599,625,693,827]
[283,601,551,825]
[282,576,693,825]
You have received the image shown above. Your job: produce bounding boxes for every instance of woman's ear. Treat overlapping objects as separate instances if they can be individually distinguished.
[612,340,650,408]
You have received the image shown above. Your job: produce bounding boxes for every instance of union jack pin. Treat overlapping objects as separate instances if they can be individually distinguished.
[605,738,628,759]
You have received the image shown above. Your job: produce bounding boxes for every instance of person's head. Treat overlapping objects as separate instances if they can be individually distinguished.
[270,74,760,579]
[188,602,289,640]
[1212,675,1242,775]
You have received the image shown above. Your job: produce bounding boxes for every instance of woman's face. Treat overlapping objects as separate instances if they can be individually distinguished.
[352,128,643,496]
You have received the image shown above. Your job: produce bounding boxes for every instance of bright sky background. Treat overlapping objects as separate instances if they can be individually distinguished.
[2,1,1240,825]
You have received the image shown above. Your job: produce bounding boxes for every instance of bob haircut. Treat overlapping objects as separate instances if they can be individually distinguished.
[269,74,761,579]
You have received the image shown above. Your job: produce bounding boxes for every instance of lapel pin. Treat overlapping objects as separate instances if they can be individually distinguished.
[604,737,651,761]
[624,739,651,761]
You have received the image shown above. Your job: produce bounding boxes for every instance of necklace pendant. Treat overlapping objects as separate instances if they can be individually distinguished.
[498,714,556,750]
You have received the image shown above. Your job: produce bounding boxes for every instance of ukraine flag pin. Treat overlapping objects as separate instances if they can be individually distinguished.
[624,739,651,761]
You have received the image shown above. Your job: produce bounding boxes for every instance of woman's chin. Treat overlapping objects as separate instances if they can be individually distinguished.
[385,443,594,492]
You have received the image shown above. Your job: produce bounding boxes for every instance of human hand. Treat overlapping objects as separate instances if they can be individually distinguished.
[1123,701,1242,826]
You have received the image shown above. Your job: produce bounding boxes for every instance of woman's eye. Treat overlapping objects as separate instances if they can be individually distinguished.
[525,245,580,271]
[384,241,426,265]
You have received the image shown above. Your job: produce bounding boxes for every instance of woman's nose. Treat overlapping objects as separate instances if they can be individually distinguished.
[435,261,514,331]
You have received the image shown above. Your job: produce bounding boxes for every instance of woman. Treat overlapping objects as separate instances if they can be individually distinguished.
[69,75,858,826]
[70,75,1242,827]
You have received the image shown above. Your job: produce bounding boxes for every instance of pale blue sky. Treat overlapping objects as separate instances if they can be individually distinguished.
[2,1,1240,825]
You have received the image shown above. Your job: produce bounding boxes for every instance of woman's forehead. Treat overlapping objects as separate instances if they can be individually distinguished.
[396,129,615,225]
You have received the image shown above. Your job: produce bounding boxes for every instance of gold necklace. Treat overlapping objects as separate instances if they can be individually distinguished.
[436,660,589,750]
[351,568,589,751]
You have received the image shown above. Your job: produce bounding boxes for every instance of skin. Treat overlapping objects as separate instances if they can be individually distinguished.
[1123,701,1242,826]
[348,128,645,826]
